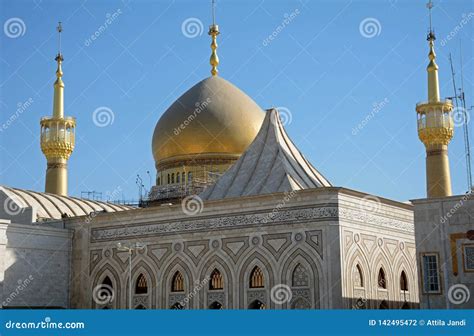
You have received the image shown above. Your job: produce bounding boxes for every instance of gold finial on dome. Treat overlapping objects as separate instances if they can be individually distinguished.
[208,0,219,76]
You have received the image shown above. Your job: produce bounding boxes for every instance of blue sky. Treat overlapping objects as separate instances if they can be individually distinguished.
[0,0,472,202]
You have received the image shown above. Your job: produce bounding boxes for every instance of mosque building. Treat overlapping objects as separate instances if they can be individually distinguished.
[0,3,472,309]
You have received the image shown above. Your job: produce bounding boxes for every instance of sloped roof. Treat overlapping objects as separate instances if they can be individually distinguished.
[0,185,133,221]
[200,108,331,200]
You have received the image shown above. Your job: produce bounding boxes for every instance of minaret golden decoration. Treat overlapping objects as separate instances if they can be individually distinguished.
[416,1,454,198]
[208,0,219,76]
[40,22,76,196]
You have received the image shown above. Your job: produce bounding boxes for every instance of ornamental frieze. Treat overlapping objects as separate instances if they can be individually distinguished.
[91,206,339,242]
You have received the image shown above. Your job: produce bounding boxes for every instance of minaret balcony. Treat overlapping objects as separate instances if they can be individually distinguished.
[416,99,454,147]
[40,116,76,158]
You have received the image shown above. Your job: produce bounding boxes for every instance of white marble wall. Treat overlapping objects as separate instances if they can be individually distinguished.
[0,219,72,308]
[413,194,474,309]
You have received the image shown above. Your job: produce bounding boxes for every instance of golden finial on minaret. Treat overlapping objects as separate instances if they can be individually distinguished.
[40,22,76,196]
[208,0,220,76]
[416,0,454,198]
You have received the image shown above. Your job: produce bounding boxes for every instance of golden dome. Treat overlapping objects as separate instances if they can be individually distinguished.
[152,76,265,169]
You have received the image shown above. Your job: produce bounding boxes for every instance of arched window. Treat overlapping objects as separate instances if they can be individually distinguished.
[135,304,146,309]
[171,173,175,184]
[400,271,408,291]
[176,173,180,184]
[354,264,364,287]
[292,263,309,287]
[209,301,223,309]
[249,266,264,288]
[135,274,148,294]
[102,276,113,288]
[248,300,266,309]
[98,276,114,305]
[209,269,223,290]
[378,268,387,289]
[171,271,184,292]
[170,302,184,310]
[167,174,170,184]
[157,177,161,185]
[182,172,185,183]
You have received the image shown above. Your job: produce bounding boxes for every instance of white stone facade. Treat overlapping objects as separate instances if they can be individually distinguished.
[412,194,474,309]
[0,219,72,308]
[60,188,418,309]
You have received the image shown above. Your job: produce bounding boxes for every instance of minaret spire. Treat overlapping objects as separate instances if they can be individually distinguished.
[208,0,220,76]
[426,0,440,102]
[416,1,454,198]
[40,22,76,196]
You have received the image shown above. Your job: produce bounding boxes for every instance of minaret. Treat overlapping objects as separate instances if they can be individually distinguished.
[208,0,220,76]
[40,22,75,196]
[416,1,454,198]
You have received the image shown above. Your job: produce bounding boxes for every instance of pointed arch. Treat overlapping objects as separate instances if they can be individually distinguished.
[400,271,408,291]
[249,266,264,288]
[209,269,223,290]
[199,254,234,308]
[91,263,121,309]
[162,257,194,308]
[171,271,184,292]
[378,268,387,289]
[129,260,156,309]
[135,273,148,294]
[281,248,321,309]
[239,251,274,309]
